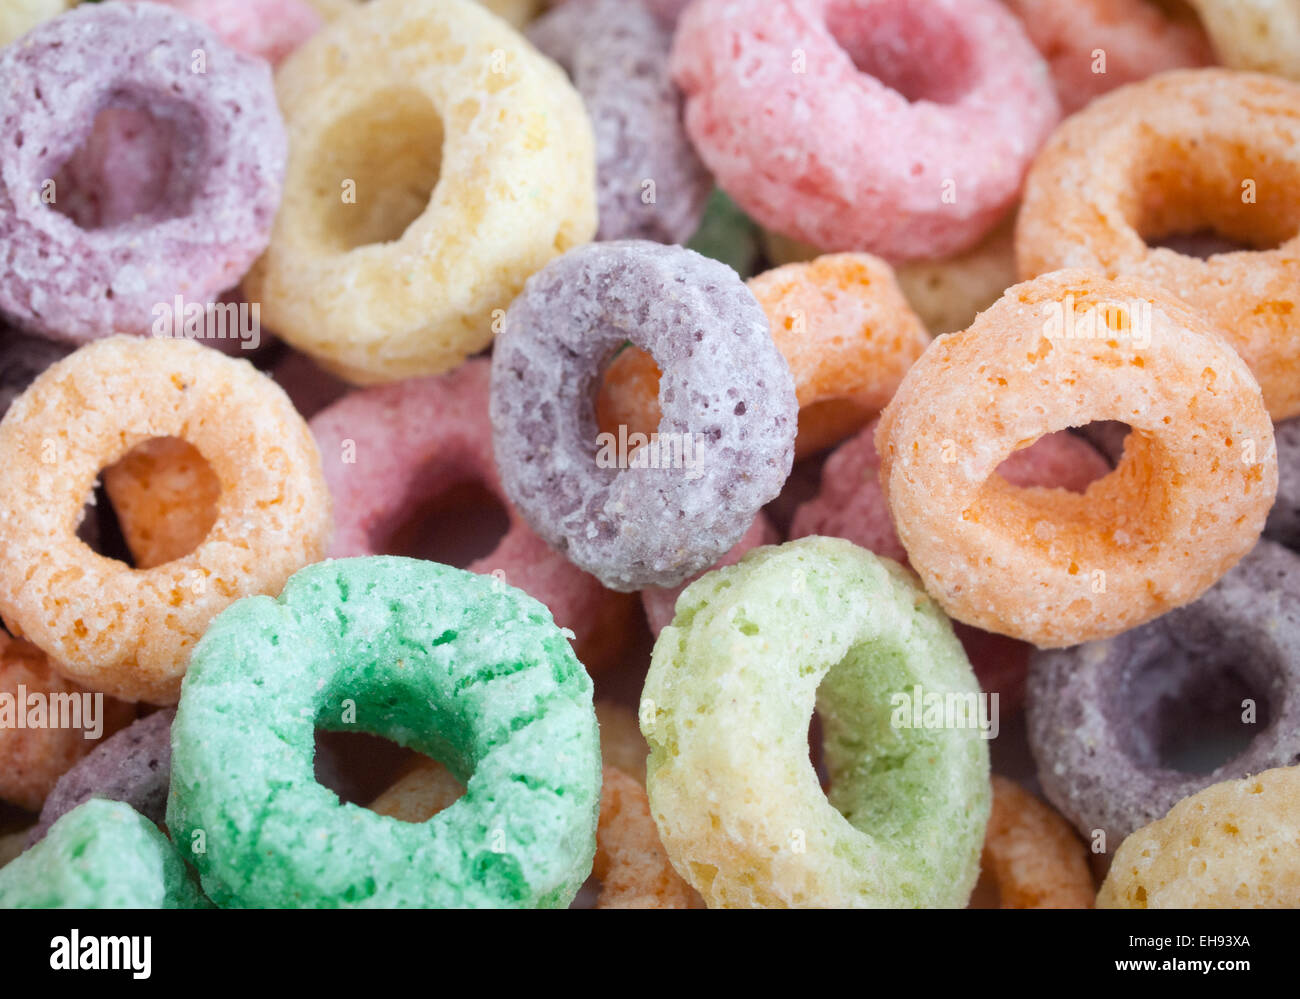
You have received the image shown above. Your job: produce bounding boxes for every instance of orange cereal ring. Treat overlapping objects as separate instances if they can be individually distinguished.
[102,438,220,570]
[0,337,333,704]
[594,765,699,909]
[1017,69,1300,421]
[876,270,1277,648]
[977,776,1094,909]
[598,253,929,459]
[0,633,133,811]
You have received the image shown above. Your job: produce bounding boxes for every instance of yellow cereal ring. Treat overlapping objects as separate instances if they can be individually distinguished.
[0,634,134,812]
[0,337,333,704]
[1098,766,1300,908]
[1187,0,1300,80]
[978,776,1094,909]
[244,0,596,384]
[0,0,73,48]
[307,0,542,29]
[876,270,1277,648]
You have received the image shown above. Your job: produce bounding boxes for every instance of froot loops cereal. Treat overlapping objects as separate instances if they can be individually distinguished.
[1027,540,1300,845]
[876,270,1277,648]
[167,557,601,908]
[1017,69,1300,421]
[0,2,286,343]
[1097,765,1300,908]
[599,253,930,461]
[0,336,332,704]
[242,0,596,384]
[671,0,1059,260]
[977,776,1094,909]
[643,537,990,908]
[1186,0,1300,81]
[491,240,796,591]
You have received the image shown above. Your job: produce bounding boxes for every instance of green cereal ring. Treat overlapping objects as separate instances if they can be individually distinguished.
[166,556,601,908]
[642,536,991,908]
[0,800,206,909]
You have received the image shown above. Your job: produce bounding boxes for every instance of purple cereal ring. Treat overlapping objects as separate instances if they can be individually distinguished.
[309,358,637,673]
[0,2,286,343]
[29,708,174,846]
[491,240,797,592]
[528,0,710,244]
[671,0,1060,261]
[1026,540,1300,848]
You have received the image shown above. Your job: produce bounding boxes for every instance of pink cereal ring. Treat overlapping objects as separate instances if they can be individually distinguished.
[671,0,1060,261]
[309,358,637,674]
[791,418,1109,711]
[139,0,323,67]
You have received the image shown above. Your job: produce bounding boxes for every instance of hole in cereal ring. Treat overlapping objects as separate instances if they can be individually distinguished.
[50,99,208,231]
[381,479,510,569]
[1130,141,1300,254]
[991,428,1112,495]
[823,0,977,105]
[99,437,220,569]
[313,730,422,807]
[313,87,445,250]
[1120,648,1273,776]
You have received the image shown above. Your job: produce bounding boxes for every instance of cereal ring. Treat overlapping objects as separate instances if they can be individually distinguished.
[791,419,1109,711]
[0,0,72,48]
[594,765,699,909]
[309,359,636,673]
[643,537,991,908]
[243,0,596,385]
[0,323,72,419]
[1097,765,1300,908]
[599,253,928,463]
[30,709,175,845]
[144,0,323,66]
[167,556,601,908]
[1027,540,1300,847]
[0,799,206,909]
[687,189,762,280]
[0,633,133,812]
[671,0,1059,261]
[1003,0,1212,114]
[977,776,1094,909]
[528,0,710,244]
[763,213,1019,337]
[491,241,796,592]
[0,336,332,704]
[1265,418,1300,550]
[1017,69,1300,421]
[1187,0,1300,81]
[0,2,286,343]
[642,513,780,638]
[875,270,1277,648]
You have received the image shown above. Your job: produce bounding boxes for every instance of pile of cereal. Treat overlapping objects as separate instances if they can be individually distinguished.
[0,0,1297,910]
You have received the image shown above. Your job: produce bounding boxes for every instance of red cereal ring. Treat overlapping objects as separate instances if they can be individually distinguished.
[308,358,637,673]
[670,0,1060,260]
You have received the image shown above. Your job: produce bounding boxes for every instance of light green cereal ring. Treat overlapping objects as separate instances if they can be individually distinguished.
[642,536,991,908]
[0,800,206,909]
[166,556,601,908]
